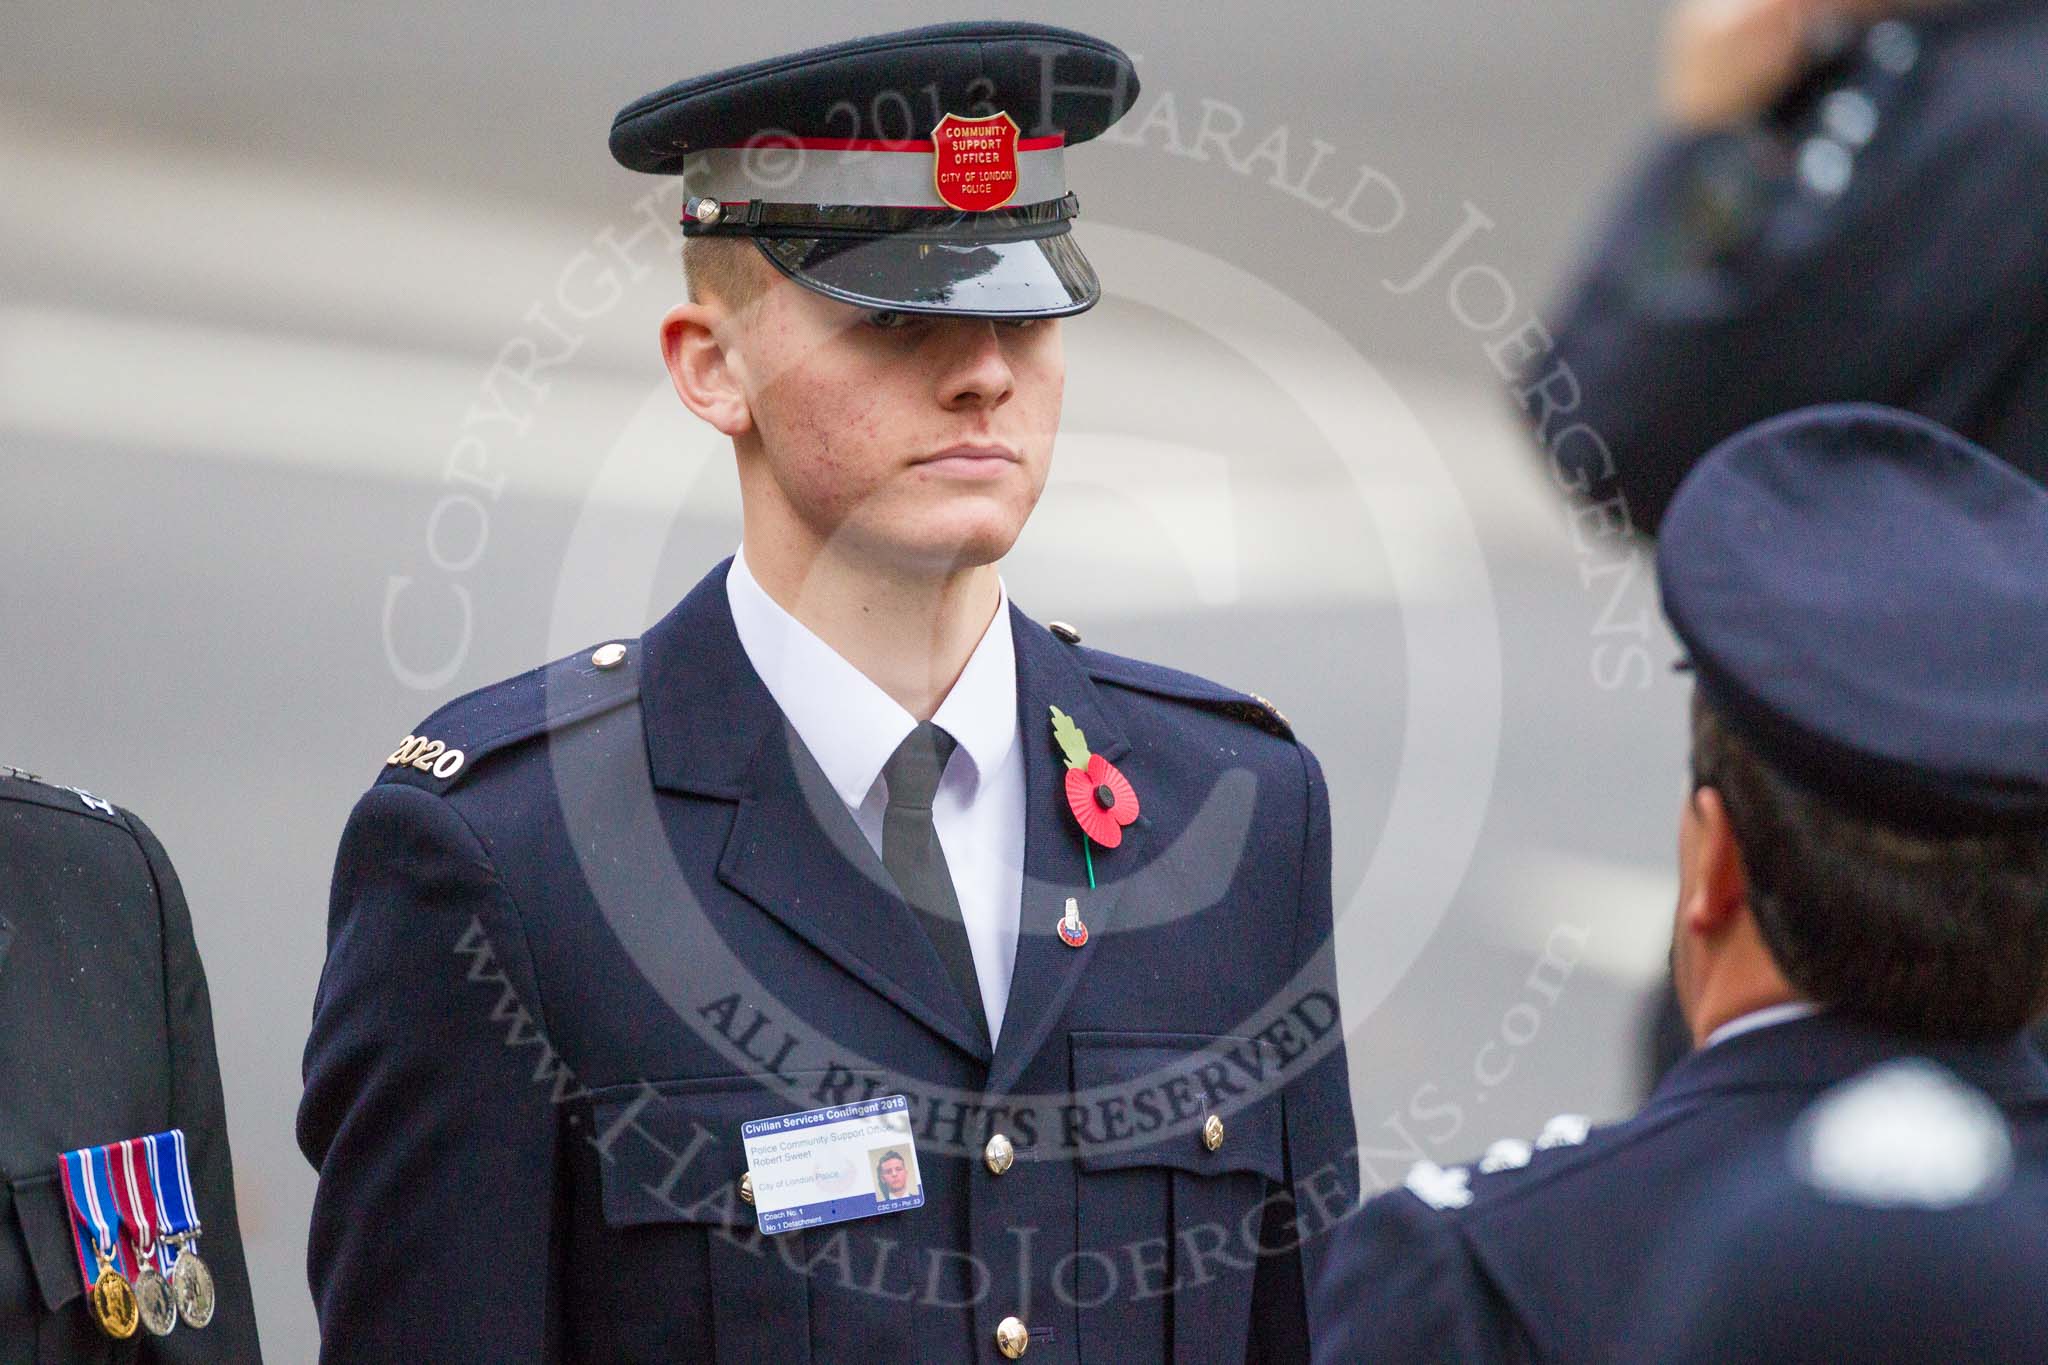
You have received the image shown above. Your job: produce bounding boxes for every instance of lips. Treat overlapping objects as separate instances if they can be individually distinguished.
[915,443,1020,472]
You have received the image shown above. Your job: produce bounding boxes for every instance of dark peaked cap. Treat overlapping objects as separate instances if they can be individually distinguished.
[611,22,1137,169]
[609,22,1139,319]
[1658,403,2048,832]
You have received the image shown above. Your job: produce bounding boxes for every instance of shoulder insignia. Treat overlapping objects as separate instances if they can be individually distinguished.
[1074,646,1295,740]
[60,785,117,816]
[384,734,468,781]
[1478,1138,1533,1174]
[1404,1160,1473,1211]
[1250,693,1290,730]
[0,768,126,823]
[376,640,642,793]
[1535,1114,1591,1150]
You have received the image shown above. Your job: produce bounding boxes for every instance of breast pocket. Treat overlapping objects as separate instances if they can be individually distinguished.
[576,1074,817,1365]
[6,1171,135,1365]
[1068,1032,1286,1365]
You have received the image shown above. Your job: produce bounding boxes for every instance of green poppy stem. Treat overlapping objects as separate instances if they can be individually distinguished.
[1083,840,1097,891]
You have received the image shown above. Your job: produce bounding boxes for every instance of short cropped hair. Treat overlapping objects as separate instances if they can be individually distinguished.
[682,237,765,309]
[1692,693,2048,1039]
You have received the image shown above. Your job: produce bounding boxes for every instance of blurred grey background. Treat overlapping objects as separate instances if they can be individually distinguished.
[1,3,1689,1356]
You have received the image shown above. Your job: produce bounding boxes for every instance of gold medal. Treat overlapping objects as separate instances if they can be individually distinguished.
[87,1252,140,1340]
[134,1262,178,1336]
[172,1247,216,1329]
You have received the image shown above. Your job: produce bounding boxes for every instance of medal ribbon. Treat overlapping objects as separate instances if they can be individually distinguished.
[110,1137,170,1276]
[57,1145,136,1293]
[141,1130,202,1262]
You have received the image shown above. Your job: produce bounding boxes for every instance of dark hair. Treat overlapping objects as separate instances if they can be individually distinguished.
[1692,693,2048,1039]
[877,1151,906,1167]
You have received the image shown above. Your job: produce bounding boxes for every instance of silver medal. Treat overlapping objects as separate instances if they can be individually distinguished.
[135,1263,178,1336]
[172,1249,216,1329]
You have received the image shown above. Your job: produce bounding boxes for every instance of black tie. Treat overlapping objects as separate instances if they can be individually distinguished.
[881,723,988,1047]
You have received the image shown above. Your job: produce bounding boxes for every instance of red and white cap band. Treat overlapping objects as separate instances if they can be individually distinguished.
[689,135,1067,211]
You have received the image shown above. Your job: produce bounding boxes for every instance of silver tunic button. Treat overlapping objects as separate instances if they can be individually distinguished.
[985,1133,1015,1176]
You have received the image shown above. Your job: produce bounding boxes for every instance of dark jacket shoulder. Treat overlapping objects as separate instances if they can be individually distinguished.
[1060,637,1296,743]
[0,766,133,831]
[374,639,643,796]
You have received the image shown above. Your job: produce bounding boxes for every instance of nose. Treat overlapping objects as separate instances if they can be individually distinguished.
[937,320,1016,411]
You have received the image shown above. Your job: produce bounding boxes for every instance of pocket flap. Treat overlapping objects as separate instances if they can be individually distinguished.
[587,1075,806,1230]
[11,1170,84,1311]
[1068,1031,1285,1182]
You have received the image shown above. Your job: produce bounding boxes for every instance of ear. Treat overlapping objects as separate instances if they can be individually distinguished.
[1681,785,1750,939]
[660,300,753,438]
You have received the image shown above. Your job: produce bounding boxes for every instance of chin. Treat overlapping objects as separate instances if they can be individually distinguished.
[855,501,1030,576]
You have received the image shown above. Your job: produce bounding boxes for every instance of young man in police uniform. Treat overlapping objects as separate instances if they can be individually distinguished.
[1311,404,2048,1362]
[1530,0,2048,532]
[0,768,261,1360]
[299,23,1357,1364]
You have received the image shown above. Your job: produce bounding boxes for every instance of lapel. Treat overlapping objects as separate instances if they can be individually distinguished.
[986,607,1146,1097]
[1645,1012,2048,1118]
[639,560,993,1064]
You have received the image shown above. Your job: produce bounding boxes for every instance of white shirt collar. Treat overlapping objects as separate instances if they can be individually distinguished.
[724,548,1018,810]
[1704,1000,1822,1050]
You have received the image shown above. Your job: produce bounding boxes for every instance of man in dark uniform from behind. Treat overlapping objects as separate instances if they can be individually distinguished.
[1527,0,2048,533]
[299,23,1358,1364]
[1620,1059,2048,1361]
[1310,404,2048,1363]
[0,768,261,1360]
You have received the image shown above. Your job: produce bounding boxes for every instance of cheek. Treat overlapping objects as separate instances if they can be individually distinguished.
[752,352,896,508]
[1005,333,1067,456]
[1022,332,1066,417]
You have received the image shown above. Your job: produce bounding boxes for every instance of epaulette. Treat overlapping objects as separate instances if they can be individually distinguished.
[1400,1113,1595,1212]
[377,639,642,794]
[0,765,127,825]
[1046,622,1293,740]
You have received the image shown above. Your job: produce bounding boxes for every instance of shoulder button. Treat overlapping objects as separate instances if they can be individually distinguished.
[1048,621,1082,645]
[591,642,629,670]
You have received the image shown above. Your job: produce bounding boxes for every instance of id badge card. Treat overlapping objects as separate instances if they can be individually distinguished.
[741,1094,924,1235]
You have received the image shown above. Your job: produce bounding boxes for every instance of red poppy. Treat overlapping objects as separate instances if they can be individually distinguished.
[1064,753,1140,848]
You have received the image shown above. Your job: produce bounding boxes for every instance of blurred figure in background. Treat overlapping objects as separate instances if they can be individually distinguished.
[0,768,261,1359]
[1526,0,2048,533]
[1526,0,2048,1094]
[1310,405,2048,1363]
[1621,1059,2048,1363]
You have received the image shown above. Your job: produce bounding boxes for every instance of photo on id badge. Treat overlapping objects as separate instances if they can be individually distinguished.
[870,1146,922,1204]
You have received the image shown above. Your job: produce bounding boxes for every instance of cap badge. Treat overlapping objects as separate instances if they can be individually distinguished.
[932,111,1022,212]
